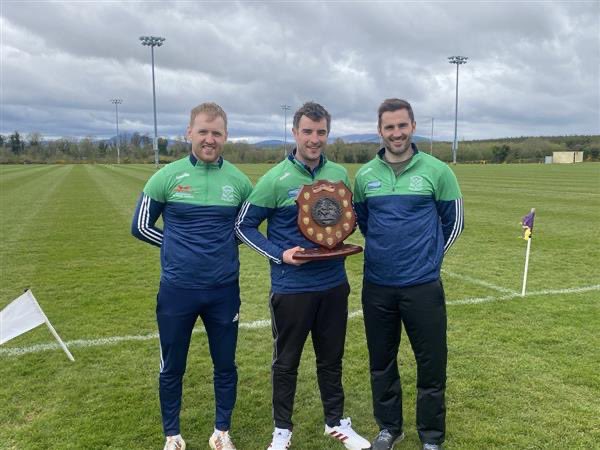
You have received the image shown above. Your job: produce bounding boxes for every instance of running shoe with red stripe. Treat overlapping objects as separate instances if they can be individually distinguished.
[325,417,371,450]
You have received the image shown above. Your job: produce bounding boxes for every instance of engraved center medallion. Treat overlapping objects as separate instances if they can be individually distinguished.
[311,197,342,227]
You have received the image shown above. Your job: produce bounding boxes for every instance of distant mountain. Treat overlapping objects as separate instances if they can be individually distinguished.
[103,133,184,148]
[253,134,431,148]
[335,134,380,143]
[99,133,432,149]
[253,139,285,148]
[411,135,431,143]
[334,133,431,144]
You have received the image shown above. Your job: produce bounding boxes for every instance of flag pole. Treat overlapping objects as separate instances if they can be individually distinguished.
[29,291,75,361]
[521,237,532,297]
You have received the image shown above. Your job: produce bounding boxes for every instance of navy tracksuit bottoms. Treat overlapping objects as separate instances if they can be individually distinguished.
[362,278,447,445]
[156,281,240,436]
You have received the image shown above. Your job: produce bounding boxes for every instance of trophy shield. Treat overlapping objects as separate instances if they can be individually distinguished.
[294,180,363,260]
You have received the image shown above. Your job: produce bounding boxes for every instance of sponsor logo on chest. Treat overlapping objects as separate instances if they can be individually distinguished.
[173,184,194,198]
[367,180,382,190]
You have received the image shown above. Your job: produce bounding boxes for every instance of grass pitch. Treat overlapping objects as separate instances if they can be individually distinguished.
[1,162,599,449]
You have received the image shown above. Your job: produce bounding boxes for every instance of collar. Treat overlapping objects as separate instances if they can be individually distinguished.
[289,148,326,176]
[189,152,224,169]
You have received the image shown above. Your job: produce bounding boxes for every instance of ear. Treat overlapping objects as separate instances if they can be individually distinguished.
[292,127,298,138]
[186,125,192,141]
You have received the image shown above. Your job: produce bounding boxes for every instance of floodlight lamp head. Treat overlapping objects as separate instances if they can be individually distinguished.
[140,36,165,47]
[448,55,468,65]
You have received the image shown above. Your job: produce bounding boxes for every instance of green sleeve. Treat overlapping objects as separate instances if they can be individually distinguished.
[353,172,365,203]
[241,175,253,204]
[435,165,462,201]
[143,169,168,203]
[245,172,277,208]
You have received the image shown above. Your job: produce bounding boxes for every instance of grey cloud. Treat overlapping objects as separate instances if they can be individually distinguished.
[1,1,598,141]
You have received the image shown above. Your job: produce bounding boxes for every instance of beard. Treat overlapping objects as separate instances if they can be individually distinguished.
[385,136,412,155]
[297,144,322,162]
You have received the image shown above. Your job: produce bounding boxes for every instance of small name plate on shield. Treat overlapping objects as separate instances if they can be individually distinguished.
[294,180,363,260]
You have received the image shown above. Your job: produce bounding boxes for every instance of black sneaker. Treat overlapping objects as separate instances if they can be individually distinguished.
[422,444,443,450]
[371,429,405,450]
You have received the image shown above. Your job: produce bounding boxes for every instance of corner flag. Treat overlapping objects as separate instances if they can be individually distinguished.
[520,208,536,297]
[0,290,75,361]
[521,209,536,240]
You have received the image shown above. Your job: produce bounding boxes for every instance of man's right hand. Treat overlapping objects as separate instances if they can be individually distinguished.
[282,246,309,266]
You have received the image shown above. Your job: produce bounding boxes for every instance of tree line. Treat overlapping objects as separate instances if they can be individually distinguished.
[0,131,598,164]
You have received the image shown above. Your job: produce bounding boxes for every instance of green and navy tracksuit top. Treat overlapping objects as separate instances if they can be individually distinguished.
[131,154,253,289]
[235,151,350,294]
[354,145,464,288]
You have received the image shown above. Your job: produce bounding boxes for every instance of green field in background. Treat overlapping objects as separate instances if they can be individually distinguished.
[1,162,599,449]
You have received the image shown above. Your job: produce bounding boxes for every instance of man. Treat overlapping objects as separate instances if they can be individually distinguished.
[131,102,252,450]
[235,102,370,450]
[354,99,464,450]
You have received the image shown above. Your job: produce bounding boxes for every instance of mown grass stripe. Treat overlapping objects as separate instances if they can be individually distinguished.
[82,164,143,220]
[95,164,157,186]
[0,166,73,299]
[0,166,72,235]
[0,165,60,186]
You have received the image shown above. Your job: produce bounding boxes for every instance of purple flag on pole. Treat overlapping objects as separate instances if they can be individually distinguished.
[521,209,535,240]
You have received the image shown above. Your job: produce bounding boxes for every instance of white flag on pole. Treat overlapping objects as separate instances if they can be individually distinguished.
[0,290,45,344]
[0,290,75,361]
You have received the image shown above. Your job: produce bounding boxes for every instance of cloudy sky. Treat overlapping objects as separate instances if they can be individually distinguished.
[1,1,598,143]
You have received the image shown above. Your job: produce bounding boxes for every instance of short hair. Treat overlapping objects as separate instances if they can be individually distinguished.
[189,102,227,130]
[293,102,331,133]
[377,98,414,128]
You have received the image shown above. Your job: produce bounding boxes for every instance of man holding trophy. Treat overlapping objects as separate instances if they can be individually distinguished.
[235,102,370,450]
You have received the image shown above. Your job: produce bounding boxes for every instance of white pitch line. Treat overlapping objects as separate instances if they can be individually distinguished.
[446,284,600,306]
[0,320,272,357]
[1,284,598,358]
[441,269,517,294]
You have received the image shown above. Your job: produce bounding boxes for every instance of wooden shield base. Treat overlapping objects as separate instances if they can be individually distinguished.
[294,243,363,261]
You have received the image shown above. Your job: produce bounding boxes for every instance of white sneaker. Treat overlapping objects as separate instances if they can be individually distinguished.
[325,417,371,450]
[163,435,186,450]
[209,429,237,450]
[267,427,292,449]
